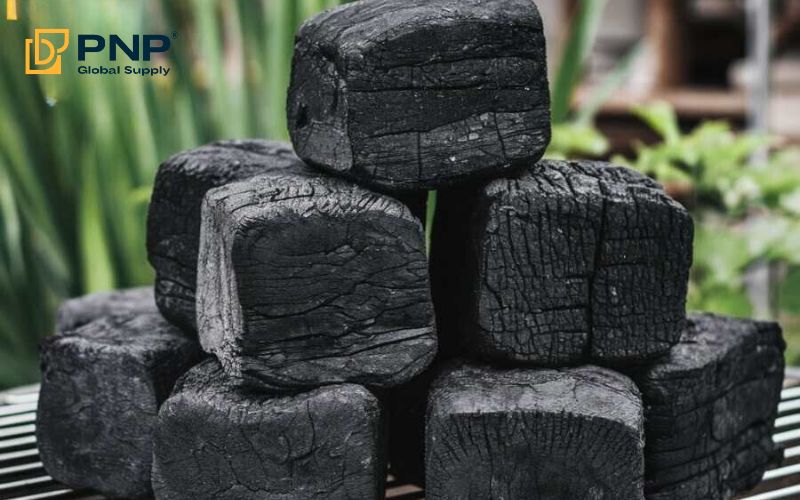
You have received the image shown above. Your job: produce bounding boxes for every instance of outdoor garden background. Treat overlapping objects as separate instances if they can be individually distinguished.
[1,0,799,389]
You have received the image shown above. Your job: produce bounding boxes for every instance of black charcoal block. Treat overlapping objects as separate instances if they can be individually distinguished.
[630,313,785,500]
[425,362,644,499]
[197,173,437,391]
[432,159,693,366]
[55,286,156,332]
[147,139,308,331]
[287,0,550,192]
[152,359,386,500]
[37,313,201,499]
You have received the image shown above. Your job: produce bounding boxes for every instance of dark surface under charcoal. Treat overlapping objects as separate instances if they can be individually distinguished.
[146,139,309,331]
[37,313,201,499]
[197,173,437,391]
[424,362,645,500]
[432,159,693,366]
[629,313,785,500]
[288,0,551,192]
[55,286,156,333]
[152,359,386,500]
[383,365,438,486]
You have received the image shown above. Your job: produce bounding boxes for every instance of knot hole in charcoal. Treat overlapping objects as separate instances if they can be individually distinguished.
[295,103,309,129]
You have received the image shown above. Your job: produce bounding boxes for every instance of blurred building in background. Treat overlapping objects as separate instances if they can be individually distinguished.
[541,0,800,151]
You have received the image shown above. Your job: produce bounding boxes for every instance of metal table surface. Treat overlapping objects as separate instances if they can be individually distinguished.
[3,374,800,500]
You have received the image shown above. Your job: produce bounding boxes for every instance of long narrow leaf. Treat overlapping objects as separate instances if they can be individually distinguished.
[575,42,643,125]
[551,0,607,123]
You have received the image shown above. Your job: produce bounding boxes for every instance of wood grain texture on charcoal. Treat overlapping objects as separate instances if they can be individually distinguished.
[37,313,201,499]
[432,159,693,366]
[147,139,309,331]
[287,0,550,192]
[425,362,644,500]
[630,313,785,500]
[152,359,386,500]
[197,173,436,391]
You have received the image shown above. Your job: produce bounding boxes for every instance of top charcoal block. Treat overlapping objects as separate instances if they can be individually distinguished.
[147,139,308,331]
[55,286,156,333]
[288,0,551,192]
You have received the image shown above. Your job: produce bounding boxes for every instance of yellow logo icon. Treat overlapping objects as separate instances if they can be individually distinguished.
[6,0,17,20]
[25,28,70,74]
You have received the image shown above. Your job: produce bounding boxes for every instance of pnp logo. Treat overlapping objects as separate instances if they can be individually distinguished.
[25,29,70,75]
[77,35,171,61]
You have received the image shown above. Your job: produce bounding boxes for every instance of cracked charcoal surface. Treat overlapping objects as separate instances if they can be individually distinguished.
[287,0,551,192]
[147,139,310,331]
[55,286,156,333]
[152,358,386,500]
[425,362,644,499]
[197,173,437,391]
[432,159,693,366]
[37,313,202,499]
[629,313,785,500]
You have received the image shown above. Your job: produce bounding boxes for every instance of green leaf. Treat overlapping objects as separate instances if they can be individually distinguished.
[78,160,116,292]
[694,284,753,317]
[551,0,608,123]
[693,221,753,286]
[779,266,800,315]
[631,102,681,144]
[425,190,437,257]
[546,122,609,158]
[575,42,643,125]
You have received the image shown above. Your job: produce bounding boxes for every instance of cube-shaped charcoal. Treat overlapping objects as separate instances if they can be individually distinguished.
[287,0,550,192]
[147,139,309,331]
[152,359,386,500]
[631,313,785,500]
[425,362,644,499]
[197,173,437,391]
[432,159,693,366]
[55,286,156,333]
[37,313,201,498]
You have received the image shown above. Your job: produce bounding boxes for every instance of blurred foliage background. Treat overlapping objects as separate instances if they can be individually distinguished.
[0,0,347,387]
[1,0,799,389]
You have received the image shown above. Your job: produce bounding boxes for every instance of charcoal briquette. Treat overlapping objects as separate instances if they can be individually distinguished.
[425,362,645,499]
[197,173,436,391]
[55,286,156,333]
[287,0,551,192]
[152,359,386,500]
[37,313,201,499]
[630,313,785,500]
[147,139,309,331]
[432,159,693,366]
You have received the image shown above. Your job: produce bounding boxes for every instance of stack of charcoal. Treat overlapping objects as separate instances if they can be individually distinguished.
[34,0,786,499]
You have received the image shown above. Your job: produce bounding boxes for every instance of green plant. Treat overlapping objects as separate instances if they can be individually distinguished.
[545,0,642,160]
[550,0,607,124]
[617,102,800,361]
[0,0,347,388]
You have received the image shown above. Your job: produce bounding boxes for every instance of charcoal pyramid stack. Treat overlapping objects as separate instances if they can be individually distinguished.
[35,0,785,499]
